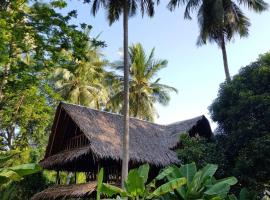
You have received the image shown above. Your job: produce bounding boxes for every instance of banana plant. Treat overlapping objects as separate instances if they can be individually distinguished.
[97,164,187,200]
[156,163,237,200]
[0,152,42,186]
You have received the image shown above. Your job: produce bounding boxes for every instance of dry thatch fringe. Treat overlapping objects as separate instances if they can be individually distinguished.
[31,182,97,200]
[39,147,91,170]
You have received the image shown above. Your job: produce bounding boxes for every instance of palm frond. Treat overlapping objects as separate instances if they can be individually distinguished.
[146,60,168,80]
[184,0,202,19]
[167,0,186,11]
[107,0,123,25]
[108,43,176,120]
[91,0,106,16]
[236,0,268,12]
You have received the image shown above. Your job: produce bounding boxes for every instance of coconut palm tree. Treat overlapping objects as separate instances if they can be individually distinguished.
[108,43,177,122]
[51,40,109,109]
[168,0,268,82]
[87,0,159,186]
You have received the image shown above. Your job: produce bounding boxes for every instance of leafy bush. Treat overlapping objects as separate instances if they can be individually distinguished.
[209,52,270,195]
[177,134,226,177]
[98,163,238,200]
[0,152,41,186]
[157,163,237,200]
[98,164,186,200]
[0,172,52,200]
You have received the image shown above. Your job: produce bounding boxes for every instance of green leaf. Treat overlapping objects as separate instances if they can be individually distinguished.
[200,164,218,183]
[9,163,41,177]
[0,154,13,163]
[0,170,22,183]
[156,165,181,181]
[188,170,203,195]
[124,169,145,196]
[137,163,150,184]
[148,177,187,199]
[215,177,238,186]
[102,183,127,197]
[179,162,197,185]
[0,153,18,167]
[204,182,231,196]
[96,168,104,200]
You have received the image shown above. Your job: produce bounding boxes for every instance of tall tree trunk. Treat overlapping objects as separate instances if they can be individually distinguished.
[220,35,231,82]
[121,0,130,188]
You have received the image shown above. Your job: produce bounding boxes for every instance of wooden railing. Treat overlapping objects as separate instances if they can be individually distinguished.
[64,134,90,150]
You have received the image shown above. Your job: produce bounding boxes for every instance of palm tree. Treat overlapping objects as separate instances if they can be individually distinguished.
[108,43,177,121]
[168,0,268,82]
[87,0,159,186]
[52,40,109,109]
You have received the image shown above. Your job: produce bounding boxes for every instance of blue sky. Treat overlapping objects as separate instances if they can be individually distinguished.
[60,0,270,129]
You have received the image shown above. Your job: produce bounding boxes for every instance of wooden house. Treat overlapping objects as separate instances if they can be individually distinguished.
[32,102,212,199]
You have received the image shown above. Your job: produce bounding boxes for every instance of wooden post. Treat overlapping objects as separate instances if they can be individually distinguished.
[49,108,62,156]
[56,171,60,185]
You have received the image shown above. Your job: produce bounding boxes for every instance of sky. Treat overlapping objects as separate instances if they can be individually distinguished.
[59,0,270,129]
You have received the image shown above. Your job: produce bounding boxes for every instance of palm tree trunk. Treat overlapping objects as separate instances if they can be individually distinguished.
[121,0,130,188]
[220,35,231,82]
[134,94,139,118]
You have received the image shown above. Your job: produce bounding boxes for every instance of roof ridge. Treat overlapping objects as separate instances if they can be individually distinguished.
[165,115,205,126]
[60,101,166,127]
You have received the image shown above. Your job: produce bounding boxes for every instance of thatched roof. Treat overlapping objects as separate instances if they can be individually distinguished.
[31,182,96,200]
[40,147,91,171]
[41,102,212,170]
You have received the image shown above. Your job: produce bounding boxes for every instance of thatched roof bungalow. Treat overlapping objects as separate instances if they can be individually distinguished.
[32,102,212,200]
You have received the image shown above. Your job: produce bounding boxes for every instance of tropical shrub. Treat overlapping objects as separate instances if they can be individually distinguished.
[0,172,52,200]
[157,163,237,200]
[177,134,226,177]
[98,164,186,200]
[209,52,270,194]
[0,152,41,186]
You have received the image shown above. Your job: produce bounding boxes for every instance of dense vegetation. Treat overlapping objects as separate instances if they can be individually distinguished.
[210,53,270,195]
[0,0,269,199]
[178,53,270,198]
[0,0,176,197]
[98,163,239,200]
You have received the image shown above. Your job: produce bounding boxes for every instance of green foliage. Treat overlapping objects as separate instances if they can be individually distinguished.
[0,172,53,200]
[97,168,104,200]
[100,164,186,200]
[0,152,41,187]
[209,52,270,194]
[50,30,109,109]
[157,163,237,200]
[177,134,226,177]
[0,149,55,198]
[0,0,105,150]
